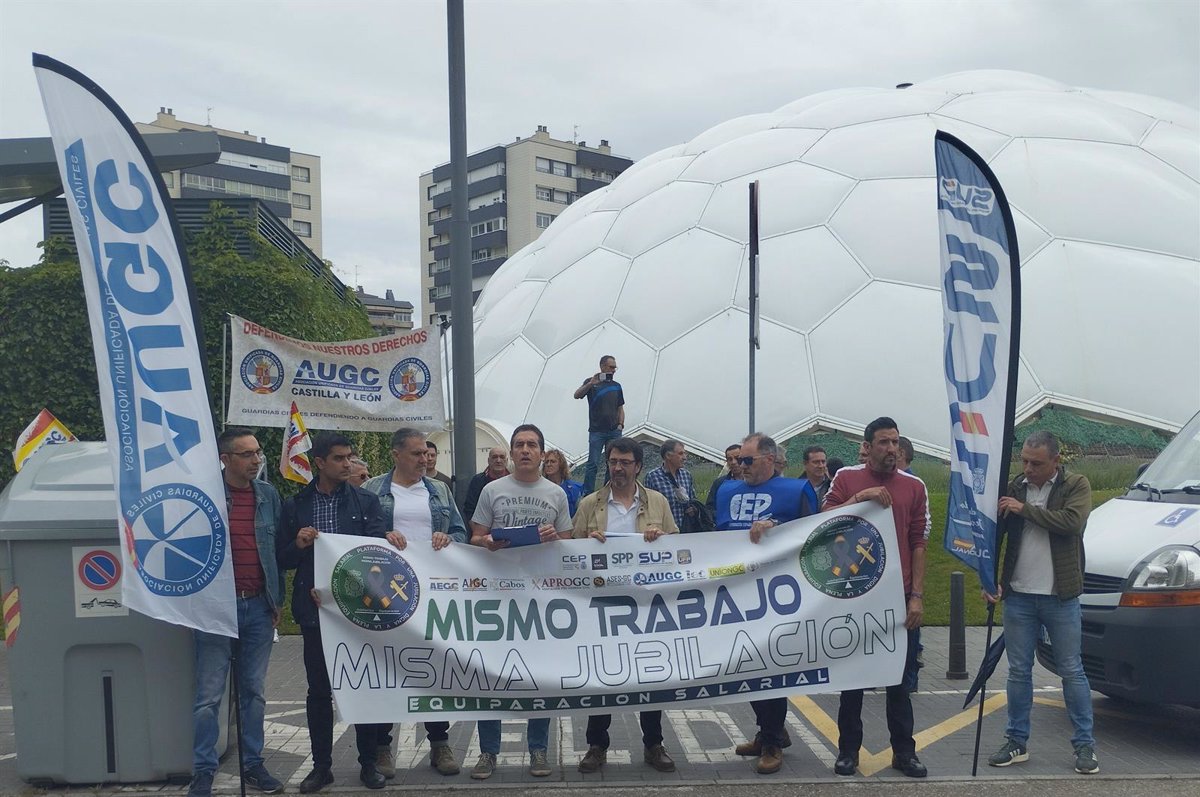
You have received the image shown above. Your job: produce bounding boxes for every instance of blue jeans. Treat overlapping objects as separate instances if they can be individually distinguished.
[1003,591,1094,747]
[476,719,550,754]
[193,594,275,774]
[583,429,621,494]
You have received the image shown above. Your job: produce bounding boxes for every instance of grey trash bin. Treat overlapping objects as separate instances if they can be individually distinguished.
[0,441,228,785]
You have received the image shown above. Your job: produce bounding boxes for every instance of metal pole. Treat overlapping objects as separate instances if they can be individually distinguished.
[221,315,229,431]
[446,0,475,505]
[748,181,760,434]
[946,571,969,679]
[440,316,455,478]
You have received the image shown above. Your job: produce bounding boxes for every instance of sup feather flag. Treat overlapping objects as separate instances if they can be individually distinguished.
[936,131,1021,596]
[281,402,313,484]
[34,55,237,636]
[13,409,77,471]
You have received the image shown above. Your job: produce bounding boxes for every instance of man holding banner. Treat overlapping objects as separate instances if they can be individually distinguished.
[824,417,929,778]
[469,423,573,779]
[278,433,387,792]
[714,432,815,775]
[984,431,1098,775]
[572,437,678,774]
[361,427,469,777]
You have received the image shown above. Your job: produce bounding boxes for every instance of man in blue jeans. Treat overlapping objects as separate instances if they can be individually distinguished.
[189,428,285,797]
[573,355,624,494]
[469,424,573,779]
[984,431,1098,775]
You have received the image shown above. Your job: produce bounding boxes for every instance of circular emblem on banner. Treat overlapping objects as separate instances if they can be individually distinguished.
[389,358,431,401]
[799,515,887,599]
[123,484,225,596]
[331,544,421,631]
[240,349,285,394]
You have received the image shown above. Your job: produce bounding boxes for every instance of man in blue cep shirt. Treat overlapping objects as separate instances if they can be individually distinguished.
[714,433,818,774]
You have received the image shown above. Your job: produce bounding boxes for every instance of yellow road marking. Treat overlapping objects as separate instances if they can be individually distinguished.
[790,692,1007,776]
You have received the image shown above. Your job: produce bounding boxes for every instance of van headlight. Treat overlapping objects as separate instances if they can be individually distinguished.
[1120,547,1200,607]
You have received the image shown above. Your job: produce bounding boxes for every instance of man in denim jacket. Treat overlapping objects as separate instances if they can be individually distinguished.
[361,427,468,777]
[189,428,285,797]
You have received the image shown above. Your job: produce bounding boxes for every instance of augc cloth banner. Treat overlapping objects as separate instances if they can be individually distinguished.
[315,503,906,723]
[228,315,444,432]
[34,55,237,636]
[935,131,1021,596]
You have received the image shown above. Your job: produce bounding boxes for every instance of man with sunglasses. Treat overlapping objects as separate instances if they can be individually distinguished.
[713,433,818,774]
[572,437,679,774]
[189,428,285,797]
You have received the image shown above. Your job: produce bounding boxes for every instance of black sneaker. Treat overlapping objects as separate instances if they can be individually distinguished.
[187,771,214,797]
[243,765,284,794]
[298,767,333,794]
[1074,744,1099,775]
[988,738,1029,767]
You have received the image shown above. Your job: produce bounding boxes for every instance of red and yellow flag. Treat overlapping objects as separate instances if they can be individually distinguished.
[13,408,76,471]
[280,402,313,484]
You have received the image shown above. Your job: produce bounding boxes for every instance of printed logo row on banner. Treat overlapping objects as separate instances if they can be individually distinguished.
[228,315,445,433]
[315,505,906,723]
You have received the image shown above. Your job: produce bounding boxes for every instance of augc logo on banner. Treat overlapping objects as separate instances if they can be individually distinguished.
[64,139,226,598]
[389,357,432,401]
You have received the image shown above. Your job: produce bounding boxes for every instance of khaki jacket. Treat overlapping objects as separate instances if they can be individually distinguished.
[572,483,680,537]
[999,466,1092,600]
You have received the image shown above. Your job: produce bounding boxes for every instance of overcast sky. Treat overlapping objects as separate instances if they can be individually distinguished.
[2,0,1197,315]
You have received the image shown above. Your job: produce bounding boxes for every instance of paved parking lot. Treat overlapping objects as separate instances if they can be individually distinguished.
[1,627,1196,794]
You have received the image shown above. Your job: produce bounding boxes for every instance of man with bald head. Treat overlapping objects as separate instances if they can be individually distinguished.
[462,446,509,522]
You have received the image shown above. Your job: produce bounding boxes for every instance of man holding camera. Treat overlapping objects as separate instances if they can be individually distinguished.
[573,355,624,494]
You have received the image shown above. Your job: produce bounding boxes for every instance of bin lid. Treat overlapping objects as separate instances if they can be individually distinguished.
[0,442,121,538]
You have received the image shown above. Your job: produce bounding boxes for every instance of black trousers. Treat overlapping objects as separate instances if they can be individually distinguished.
[752,698,788,746]
[586,711,663,749]
[836,628,919,756]
[301,625,393,767]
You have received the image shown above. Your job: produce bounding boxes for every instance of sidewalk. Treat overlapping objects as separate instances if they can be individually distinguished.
[0,627,1196,794]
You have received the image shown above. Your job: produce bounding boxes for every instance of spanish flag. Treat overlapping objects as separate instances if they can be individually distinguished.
[13,409,76,471]
[280,402,313,484]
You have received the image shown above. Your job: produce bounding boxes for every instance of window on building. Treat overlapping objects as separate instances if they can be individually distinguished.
[535,186,552,202]
[428,258,450,276]
[291,165,310,182]
[535,157,570,177]
[292,220,312,237]
[536,212,555,229]
[470,218,505,237]
[182,172,290,203]
[219,152,288,175]
[429,285,451,301]
[471,248,491,263]
[293,193,311,209]
[394,312,411,323]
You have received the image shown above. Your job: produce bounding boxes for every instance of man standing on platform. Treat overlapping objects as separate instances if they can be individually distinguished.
[278,433,387,792]
[573,355,624,494]
[823,417,929,779]
[572,437,679,774]
[188,428,285,797]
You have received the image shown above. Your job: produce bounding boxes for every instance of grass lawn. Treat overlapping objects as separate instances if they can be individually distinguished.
[276,459,1139,633]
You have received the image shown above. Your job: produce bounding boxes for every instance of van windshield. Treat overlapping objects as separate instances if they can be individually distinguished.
[1137,410,1200,492]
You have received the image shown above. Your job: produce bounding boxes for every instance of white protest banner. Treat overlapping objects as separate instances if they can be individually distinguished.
[35,55,236,636]
[315,503,906,723]
[228,315,444,433]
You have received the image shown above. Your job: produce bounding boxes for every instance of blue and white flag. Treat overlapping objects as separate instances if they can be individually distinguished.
[34,55,237,636]
[936,131,1021,596]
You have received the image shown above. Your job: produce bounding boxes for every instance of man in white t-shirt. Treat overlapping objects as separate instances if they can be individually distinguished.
[469,423,572,780]
[361,428,467,778]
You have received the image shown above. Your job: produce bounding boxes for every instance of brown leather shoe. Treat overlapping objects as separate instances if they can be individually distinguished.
[578,745,606,773]
[644,744,676,772]
[735,730,793,756]
[756,745,784,774]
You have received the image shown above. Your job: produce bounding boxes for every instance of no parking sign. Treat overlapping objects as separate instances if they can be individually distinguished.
[72,546,128,618]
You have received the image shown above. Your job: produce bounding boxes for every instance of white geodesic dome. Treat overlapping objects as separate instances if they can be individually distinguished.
[471,70,1200,461]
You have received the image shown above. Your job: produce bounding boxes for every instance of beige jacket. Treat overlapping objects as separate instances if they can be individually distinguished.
[572,483,680,537]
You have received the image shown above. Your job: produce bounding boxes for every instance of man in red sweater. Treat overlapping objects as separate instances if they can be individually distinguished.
[822,416,929,778]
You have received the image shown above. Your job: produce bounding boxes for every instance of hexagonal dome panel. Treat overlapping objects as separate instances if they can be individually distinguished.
[471,70,1200,461]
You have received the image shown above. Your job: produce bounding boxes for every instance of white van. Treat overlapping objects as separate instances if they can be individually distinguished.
[1037,409,1200,706]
